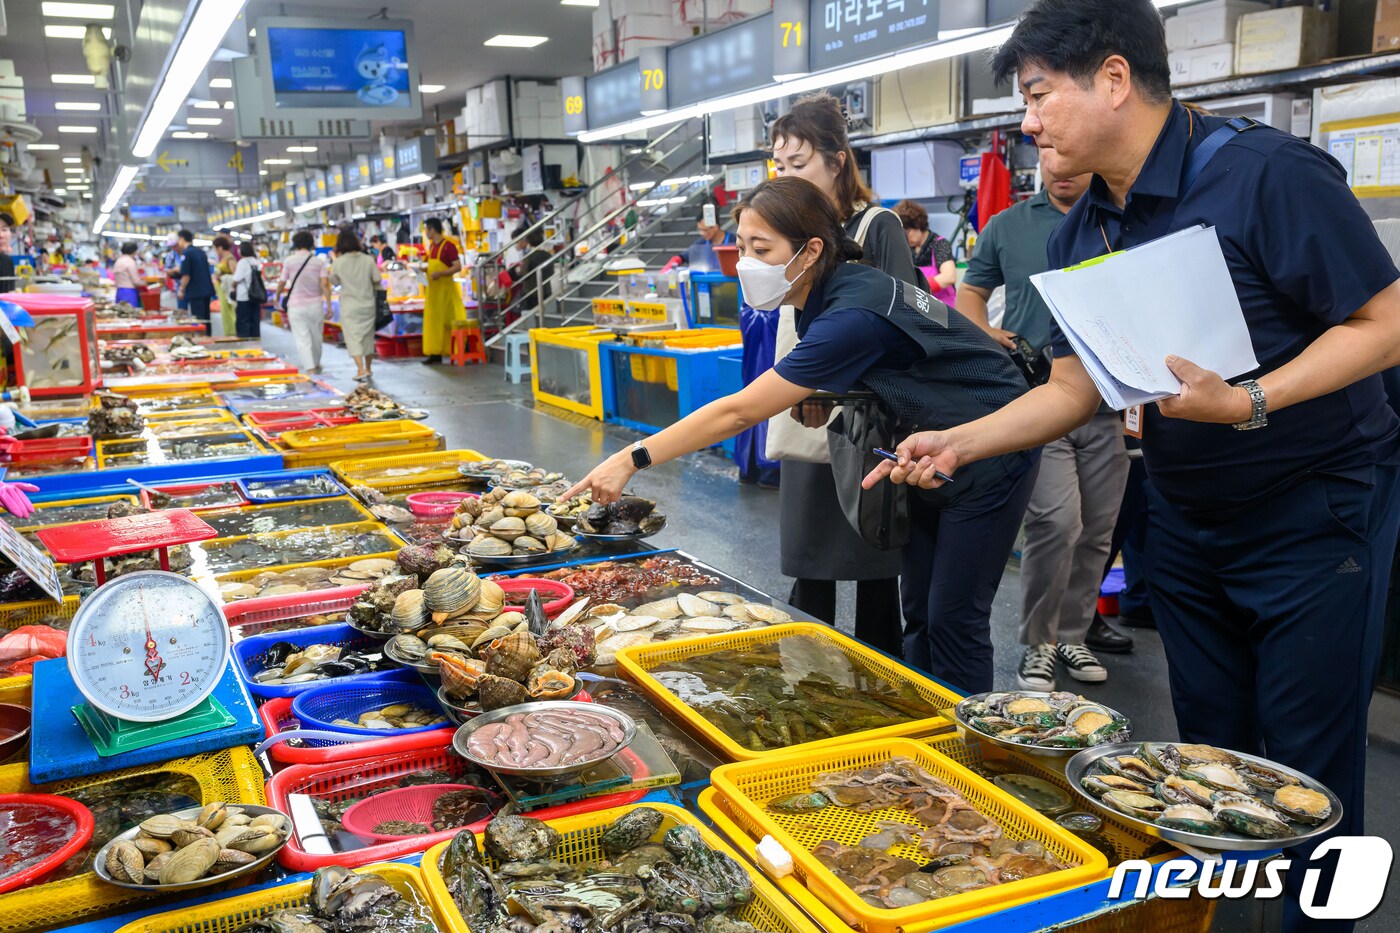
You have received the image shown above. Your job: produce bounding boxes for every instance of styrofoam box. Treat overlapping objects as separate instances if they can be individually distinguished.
[1165,0,1268,49]
[617,12,690,39]
[1235,6,1337,75]
[1169,42,1234,85]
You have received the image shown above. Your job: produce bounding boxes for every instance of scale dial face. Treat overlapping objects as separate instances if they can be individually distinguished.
[67,571,230,723]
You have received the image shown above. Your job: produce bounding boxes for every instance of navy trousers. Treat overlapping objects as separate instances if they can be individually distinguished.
[901,453,1039,693]
[1107,455,1152,618]
[1146,466,1400,933]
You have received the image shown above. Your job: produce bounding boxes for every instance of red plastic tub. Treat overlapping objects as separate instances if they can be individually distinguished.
[495,578,576,617]
[0,435,93,465]
[714,244,740,276]
[223,584,370,637]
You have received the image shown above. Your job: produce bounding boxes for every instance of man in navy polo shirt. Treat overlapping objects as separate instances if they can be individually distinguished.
[176,229,214,333]
[867,2,1400,928]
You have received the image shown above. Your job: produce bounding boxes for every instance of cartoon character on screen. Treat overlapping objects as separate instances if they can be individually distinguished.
[355,44,402,105]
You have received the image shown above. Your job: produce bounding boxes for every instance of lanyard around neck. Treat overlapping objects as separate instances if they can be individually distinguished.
[1097,108,1195,255]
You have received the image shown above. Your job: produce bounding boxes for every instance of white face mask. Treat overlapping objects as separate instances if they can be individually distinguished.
[736,248,807,312]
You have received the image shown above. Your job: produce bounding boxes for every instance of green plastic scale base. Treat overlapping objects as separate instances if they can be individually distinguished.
[71,697,236,757]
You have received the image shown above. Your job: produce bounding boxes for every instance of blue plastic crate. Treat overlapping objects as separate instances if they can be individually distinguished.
[233,621,414,699]
[291,679,448,737]
[22,451,286,498]
[237,469,349,503]
[714,353,744,459]
[599,342,736,441]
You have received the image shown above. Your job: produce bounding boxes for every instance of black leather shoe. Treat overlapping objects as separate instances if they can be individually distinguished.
[1117,606,1157,629]
[420,355,443,365]
[1086,614,1134,654]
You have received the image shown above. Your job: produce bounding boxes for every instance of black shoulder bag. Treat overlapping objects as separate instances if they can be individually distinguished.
[826,390,911,551]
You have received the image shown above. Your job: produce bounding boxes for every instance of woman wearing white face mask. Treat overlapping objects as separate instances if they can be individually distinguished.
[564,177,1040,693]
[760,92,926,659]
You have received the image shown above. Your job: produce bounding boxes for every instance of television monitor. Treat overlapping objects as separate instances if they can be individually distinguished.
[252,17,422,122]
[127,205,177,222]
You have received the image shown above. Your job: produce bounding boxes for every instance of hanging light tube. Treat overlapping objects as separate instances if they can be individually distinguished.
[218,210,285,228]
[100,164,140,213]
[92,212,109,234]
[292,173,433,214]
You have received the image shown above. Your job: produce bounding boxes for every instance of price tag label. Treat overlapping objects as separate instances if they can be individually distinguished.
[628,301,669,322]
[0,521,64,603]
[0,312,20,346]
[593,299,626,318]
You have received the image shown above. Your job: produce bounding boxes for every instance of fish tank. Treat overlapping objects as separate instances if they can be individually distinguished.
[1,495,139,530]
[200,498,371,538]
[14,397,91,422]
[131,391,217,414]
[195,523,404,576]
[97,431,266,468]
[11,298,101,397]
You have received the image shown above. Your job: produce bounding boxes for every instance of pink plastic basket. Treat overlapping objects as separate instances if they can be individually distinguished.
[497,578,576,616]
[406,491,478,516]
[339,783,501,843]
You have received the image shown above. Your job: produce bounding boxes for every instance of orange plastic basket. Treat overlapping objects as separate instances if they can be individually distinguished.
[614,622,962,761]
[707,736,1108,933]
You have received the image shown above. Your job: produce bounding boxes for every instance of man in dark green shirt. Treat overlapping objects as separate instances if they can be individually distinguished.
[958,159,1133,688]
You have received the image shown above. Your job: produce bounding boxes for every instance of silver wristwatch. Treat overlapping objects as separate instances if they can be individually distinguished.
[1233,380,1267,431]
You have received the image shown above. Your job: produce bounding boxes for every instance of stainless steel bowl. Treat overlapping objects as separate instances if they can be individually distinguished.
[463,542,579,567]
[1066,741,1343,852]
[457,459,532,481]
[572,517,668,544]
[92,803,289,892]
[951,691,1132,759]
[435,678,585,725]
[0,703,30,762]
[451,700,635,778]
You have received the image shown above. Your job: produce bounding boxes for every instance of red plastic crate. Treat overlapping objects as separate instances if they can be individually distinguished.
[266,741,649,871]
[374,337,400,358]
[0,435,93,465]
[223,584,369,637]
[137,481,248,512]
[257,696,456,766]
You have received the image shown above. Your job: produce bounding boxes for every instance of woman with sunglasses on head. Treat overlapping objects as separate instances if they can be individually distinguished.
[563,176,1038,693]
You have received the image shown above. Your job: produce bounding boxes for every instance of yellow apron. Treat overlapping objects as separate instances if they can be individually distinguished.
[422,243,465,356]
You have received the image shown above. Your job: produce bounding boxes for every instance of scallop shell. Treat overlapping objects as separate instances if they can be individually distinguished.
[744,604,792,625]
[391,589,429,631]
[633,598,682,620]
[350,558,398,574]
[676,593,720,617]
[551,597,592,628]
[613,614,660,632]
[697,591,744,605]
[679,616,739,633]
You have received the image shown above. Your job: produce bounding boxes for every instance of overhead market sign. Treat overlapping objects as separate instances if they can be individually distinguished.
[142,141,261,191]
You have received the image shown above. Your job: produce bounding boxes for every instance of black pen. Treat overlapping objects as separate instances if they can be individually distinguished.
[873,448,955,484]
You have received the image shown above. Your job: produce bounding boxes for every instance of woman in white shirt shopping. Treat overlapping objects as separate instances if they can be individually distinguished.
[278,231,332,373]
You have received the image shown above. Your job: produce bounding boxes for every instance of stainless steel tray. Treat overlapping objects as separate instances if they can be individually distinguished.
[465,542,579,567]
[457,459,532,481]
[451,700,635,778]
[92,804,288,892]
[951,691,1132,759]
[572,517,667,544]
[1065,741,1343,852]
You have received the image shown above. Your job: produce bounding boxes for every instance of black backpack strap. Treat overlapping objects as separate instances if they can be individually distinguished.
[1183,116,1258,193]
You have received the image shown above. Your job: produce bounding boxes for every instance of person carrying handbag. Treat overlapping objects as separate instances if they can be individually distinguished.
[563,177,1038,693]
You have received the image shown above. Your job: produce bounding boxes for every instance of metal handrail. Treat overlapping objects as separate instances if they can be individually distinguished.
[482,149,714,346]
[477,119,702,268]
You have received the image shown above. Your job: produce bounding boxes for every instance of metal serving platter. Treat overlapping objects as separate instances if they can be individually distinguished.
[571,517,668,544]
[382,638,441,675]
[1065,741,1343,852]
[457,459,532,481]
[451,700,636,778]
[951,691,1132,759]
[92,803,288,892]
[344,616,395,641]
[466,542,580,568]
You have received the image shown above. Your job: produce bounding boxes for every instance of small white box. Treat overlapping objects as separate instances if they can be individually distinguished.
[1169,42,1234,85]
[1164,0,1268,49]
[1291,98,1313,138]
[1235,6,1337,75]
[540,114,565,137]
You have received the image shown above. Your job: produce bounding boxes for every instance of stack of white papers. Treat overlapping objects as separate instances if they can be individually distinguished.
[1030,225,1259,410]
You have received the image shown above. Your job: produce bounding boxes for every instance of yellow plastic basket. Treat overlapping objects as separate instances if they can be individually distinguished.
[614,622,962,761]
[420,803,819,933]
[202,522,406,585]
[198,496,378,534]
[142,407,237,425]
[0,674,31,707]
[110,863,451,933]
[707,736,1109,933]
[278,419,434,449]
[0,746,267,933]
[330,449,489,490]
[0,594,80,631]
[12,494,139,531]
[279,434,444,470]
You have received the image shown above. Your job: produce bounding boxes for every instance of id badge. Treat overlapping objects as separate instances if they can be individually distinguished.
[1124,405,1143,439]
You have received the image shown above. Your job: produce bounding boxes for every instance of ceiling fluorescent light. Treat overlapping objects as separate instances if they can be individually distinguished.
[209,78,233,89]
[42,2,114,17]
[577,106,702,143]
[62,156,82,164]
[93,212,109,234]
[53,188,68,196]
[172,131,208,139]
[223,101,234,109]
[186,117,221,125]
[484,35,548,48]
[131,0,248,159]
[219,210,285,228]
[561,0,600,6]
[28,144,60,151]
[193,100,221,109]
[54,102,101,111]
[263,158,291,165]
[66,183,90,190]
[63,167,84,173]
[45,24,112,39]
[51,74,96,84]
[286,145,317,153]
[58,125,98,133]
[418,84,445,93]
[294,173,432,213]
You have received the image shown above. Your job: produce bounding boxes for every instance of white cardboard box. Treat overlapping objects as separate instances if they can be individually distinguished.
[1165,0,1268,50]
[1235,7,1337,75]
[1169,42,1234,85]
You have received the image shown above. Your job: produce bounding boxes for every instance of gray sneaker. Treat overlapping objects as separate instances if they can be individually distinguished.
[1057,643,1108,683]
[1017,644,1057,691]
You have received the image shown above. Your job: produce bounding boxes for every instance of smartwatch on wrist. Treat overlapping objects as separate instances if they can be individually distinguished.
[1232,380,1268,431]
[630,442,653,470]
